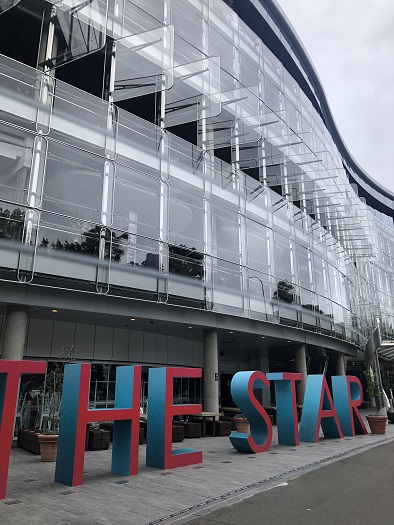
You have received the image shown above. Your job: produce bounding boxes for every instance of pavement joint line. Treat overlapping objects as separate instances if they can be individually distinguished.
[149,435,394,525]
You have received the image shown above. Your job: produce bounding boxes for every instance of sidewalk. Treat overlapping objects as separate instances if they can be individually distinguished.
[188,440,394,525]
[3,413,394,525]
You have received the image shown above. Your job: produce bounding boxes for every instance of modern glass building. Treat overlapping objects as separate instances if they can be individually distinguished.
[0,0,393,409]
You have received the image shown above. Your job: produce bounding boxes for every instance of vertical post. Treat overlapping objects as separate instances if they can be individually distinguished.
[203,329,219,413]
[294,344,307,405]
[1,306,29,361]
[335,354,346,376]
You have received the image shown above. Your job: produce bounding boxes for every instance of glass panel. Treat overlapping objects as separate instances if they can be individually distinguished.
[117,110,160,168]
[313,253,328,297]
[0,57,41,132]
[209,0,237,40]
[42,141,104,224]
[214,259,241,291]
[38,217,101,259]
[111,230,159,268]
[51,80,111,155]
[0,124,33,205]
[239,51,259,89]
[0,200,25,242]
[172,0,202,50]
[113,164,160,240]
[295,243,311,290]
[263,45,282,86]
[246,218,269,274]
[41,0,108,69]
[108,25,174,101]
[112,0,165,39]
[169,184,204,252]
[222,85,260,130]
[164,57,221,127]
[212,204,239,263]
[208,25,234,73]
[265,78,282,113]
[0,0,20,14]
[274,232,292,281]
[169,244,204,280]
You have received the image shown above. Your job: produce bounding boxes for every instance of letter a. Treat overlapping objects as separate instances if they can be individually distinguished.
[299,375,343,443]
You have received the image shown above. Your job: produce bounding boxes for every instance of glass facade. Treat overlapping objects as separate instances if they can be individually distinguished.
[0,0,393,355]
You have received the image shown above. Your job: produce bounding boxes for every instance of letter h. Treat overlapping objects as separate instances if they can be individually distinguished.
[55,364,141,487]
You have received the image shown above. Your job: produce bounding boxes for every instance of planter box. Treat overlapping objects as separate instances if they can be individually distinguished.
[174,421,201,438]
[99,422,145,445]
[172,424,184,443]
[205,420,231,436]
[87,428,110,451]
[17,429,41,455]
[139,420,184,442]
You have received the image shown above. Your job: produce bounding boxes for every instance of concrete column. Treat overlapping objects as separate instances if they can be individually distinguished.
[203,329,219,413]
[295,344,307,405]
[335,354,346,376]
[1,306,29,360]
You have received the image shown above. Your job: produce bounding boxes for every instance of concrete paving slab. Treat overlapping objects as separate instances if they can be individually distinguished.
[2,412,394,524]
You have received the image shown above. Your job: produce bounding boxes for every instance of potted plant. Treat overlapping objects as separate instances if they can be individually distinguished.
[363,369,387,434]
[234,412,250,433]
[38,346,75,461]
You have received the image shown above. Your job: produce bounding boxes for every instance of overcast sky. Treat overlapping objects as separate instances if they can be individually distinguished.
[275,0,394,192]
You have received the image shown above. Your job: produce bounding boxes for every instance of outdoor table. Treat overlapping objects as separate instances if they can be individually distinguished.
[187,412,221,437]
[220,406,242,417]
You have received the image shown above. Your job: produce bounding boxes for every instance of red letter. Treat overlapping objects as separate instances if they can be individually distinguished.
[146,367,202,469]
[55,364,142,487]
[0,360,46,499]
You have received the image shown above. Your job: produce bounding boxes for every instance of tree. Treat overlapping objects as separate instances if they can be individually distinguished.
[40,226,126,262]
[273,280,296,304]
[0,207,24,241]
[169,244,204,279]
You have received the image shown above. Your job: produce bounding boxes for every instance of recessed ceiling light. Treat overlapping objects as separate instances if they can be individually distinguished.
[287,340,291,343]
[130,318,136,321]
[51,309,58,313]
[261,336,265,338]
[188,326,193,329]
[230,331,234,334]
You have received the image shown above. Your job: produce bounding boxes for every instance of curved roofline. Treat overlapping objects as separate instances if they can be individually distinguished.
[257,0,394,204]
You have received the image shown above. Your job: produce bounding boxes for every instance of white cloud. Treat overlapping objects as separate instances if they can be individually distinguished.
[276,0,394,192]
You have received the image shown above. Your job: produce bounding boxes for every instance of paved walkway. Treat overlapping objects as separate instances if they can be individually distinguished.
[3,413,394,525]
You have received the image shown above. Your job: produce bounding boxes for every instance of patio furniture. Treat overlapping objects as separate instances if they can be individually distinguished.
[205,419,231,436]
[174,421,201,438]
[187,412,221,437]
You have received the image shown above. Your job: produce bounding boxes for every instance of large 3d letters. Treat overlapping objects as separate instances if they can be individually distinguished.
[146,367,202,469]
[55,364,141,486]
[332,375,368,436]
[266,372,302,446]
[299,375,343,442]
[0,360,47,499]
[229,371,272,453]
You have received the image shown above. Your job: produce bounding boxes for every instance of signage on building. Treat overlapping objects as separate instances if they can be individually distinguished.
[0,361,367,499]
